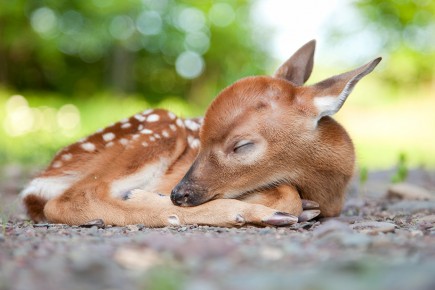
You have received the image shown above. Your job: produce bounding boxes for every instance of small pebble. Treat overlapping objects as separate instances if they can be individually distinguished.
[32,223,51,228]
[126,225,139,232]
[387,183,434,201]
[79,219,105,229]
[351,221,396,234]
[414,215,435,224]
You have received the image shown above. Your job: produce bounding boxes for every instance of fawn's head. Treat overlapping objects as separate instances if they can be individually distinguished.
[171,40,381,207]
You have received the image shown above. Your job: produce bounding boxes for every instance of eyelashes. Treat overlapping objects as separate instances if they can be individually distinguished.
[233,140,254,154]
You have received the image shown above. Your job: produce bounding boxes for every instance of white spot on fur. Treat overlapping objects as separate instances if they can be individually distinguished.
[162,130,170,138]
[191,139,200,149]
[52,161,62,168]
[169,124,177,132]
[21,175,80,200]
[103,132,116,142]
[187,135,195,146]
[132,134,140,140]
[121,122,131,129]
[184,119,201,131]
[142,142,148,147]
[176,118,184,128]
[149,136,156,142]
[121,118,129,123]
[134,114,146,122]
[110,159,171,198]
[147,114,160,122]
[143,109,153,115]
[81,142,96,152]
[187,135,200,149]
[106,142,114,147]
[154,133,161,139]
[138,124,144,131]
[119,138,128,146]
[168,215,180,225]
[167,112,176,120]
[61,153,72,161]
[140,129,153,134]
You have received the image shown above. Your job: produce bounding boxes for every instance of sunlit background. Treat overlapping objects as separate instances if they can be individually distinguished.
[0,0,434,169]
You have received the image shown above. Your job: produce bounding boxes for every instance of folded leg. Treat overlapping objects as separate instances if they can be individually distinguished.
[44,187,298,227]
[239,184,321,222]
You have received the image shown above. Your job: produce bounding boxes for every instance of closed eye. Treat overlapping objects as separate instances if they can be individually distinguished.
[233,140,254,154]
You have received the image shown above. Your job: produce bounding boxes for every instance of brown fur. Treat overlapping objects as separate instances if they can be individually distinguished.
[23,195,48,222]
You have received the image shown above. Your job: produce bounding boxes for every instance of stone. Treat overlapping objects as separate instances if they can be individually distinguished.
[114,247,162,270]
[387,183,434,201]
[126,225,139,232]
[388,201,435,213]
[32,223,51,228]
[414,215,435,224]
[350,221,396,234]
[260,247,284,260]
[313,219,351,238]
[79,219,105,229]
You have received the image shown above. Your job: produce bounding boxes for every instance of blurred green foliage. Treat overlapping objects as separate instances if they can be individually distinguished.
[391,153,409,183]
[0,0,269,105]
[0,0,272,166]
[355,0,434,87]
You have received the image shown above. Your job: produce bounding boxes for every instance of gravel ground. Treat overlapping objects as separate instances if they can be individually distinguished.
[1,166,435,290]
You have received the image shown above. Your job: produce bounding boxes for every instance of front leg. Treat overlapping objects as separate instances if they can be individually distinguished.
[239,184,321,222]
[127,190,298,227]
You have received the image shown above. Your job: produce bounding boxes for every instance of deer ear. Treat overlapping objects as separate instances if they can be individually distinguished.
[274,40,316,86]
[305,57,382,120]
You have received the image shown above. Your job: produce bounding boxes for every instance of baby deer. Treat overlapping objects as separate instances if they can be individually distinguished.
[21,40,381,227]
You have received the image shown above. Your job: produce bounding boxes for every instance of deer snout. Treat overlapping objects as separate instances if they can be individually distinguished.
[171,178,209,207]
[170,184,191,206]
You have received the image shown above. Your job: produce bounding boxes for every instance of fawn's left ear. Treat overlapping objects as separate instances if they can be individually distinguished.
[274,40,316,86]
[300,57,382,121]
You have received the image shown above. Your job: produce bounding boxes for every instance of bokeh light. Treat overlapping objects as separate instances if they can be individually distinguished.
[175,51,204,79]
[3,95,81,137]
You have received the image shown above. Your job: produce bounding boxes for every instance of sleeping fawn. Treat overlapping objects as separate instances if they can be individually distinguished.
[21,40,381,227]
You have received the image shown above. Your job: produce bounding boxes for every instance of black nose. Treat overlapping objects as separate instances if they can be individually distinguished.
[170,187,190,206]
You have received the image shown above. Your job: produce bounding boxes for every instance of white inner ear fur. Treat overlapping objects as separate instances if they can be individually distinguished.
[313,96,341,118]
[313,75,360,120]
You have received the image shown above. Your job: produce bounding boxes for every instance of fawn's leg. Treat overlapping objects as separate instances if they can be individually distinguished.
[44,186,298,227]
[240,184,321,222]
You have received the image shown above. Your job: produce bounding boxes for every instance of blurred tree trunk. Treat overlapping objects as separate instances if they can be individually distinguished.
[0,19,8,86]
[110,45,135,95]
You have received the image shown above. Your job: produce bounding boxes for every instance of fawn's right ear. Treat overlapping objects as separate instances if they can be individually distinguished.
[298,57,382,122]
[273,40,316,86]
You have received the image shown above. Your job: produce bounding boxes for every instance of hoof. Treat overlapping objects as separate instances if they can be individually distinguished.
[301,199,320,209]
[263,212,298,226]
[298,209,321,222]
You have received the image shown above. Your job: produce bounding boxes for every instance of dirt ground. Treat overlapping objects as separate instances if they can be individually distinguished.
[1,165,434,290]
